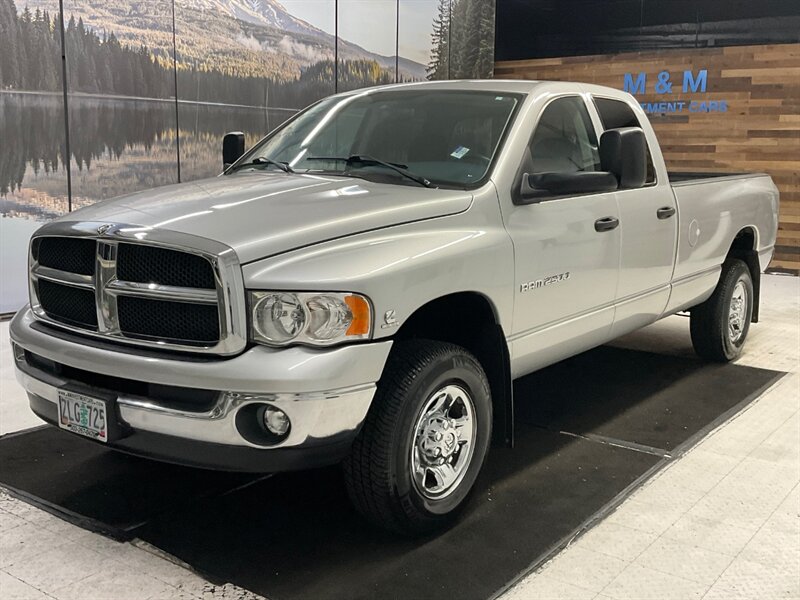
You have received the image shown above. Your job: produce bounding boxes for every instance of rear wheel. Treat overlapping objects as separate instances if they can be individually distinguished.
[343,340,492,535]
[690,259,753,362]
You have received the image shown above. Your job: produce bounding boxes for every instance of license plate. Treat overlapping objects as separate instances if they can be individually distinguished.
[57,390,108,443]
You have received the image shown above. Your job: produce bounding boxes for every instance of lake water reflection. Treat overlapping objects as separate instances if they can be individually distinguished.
[0,91,293,313]
[0,92,293,219]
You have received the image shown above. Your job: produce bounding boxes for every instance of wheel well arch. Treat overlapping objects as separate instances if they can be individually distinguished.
[393,292,514,447]
[726,226,761,322]
[730,226,758,253]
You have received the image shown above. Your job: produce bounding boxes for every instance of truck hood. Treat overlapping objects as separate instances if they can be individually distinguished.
[68,172,473,263]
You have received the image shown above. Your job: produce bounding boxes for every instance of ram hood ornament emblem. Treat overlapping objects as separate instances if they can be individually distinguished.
[96,223,113,236]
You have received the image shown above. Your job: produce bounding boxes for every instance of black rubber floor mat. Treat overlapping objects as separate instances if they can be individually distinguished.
[138,431,660,599]
[133,348,781,600]
[0,427,261,539]
[0,347,783,599]
[515,347,781,453]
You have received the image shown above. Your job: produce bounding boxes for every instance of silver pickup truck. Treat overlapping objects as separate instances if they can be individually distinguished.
[11,80,779,534]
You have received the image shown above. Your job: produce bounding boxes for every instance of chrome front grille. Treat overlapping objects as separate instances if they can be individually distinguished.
[28,222,246,355]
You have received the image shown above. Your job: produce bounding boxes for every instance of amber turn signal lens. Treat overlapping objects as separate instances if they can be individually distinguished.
[345,295,371,336]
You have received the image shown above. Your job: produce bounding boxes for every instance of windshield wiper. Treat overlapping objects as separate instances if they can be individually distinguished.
[228,156,295,174]
[305,155,431,188]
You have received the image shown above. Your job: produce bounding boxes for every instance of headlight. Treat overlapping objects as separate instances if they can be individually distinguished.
[249,291,372,347]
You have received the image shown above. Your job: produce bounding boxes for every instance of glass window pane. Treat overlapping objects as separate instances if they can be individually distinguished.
[246,89,520,187]
[594,97,656,183]
[0,0,68,312]
[63,0,178,208]
[398,0,442,81]
[176,0,334,181]
[530,97,601,173]
[449,0,496,79]
[336,0,397,92]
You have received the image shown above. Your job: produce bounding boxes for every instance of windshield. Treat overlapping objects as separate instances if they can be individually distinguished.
[236,89,521,188]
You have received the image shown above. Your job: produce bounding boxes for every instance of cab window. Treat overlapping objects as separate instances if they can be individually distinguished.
[593,97,657,184]
[526,96,601,174]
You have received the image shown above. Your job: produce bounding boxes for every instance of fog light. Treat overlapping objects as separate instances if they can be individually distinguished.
[262,405,291,437]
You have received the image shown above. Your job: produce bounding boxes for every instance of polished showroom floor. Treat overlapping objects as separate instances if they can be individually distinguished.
[0,274,798,600]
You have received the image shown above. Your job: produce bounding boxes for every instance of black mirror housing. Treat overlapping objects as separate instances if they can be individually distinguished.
[222,132,246,169]
[599,127,647,189]
[519,171,619,202]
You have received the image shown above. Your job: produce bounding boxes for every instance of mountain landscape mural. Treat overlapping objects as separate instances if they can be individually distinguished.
[0,0,495,312]
[0,0,495,218]
[16,0,426,97]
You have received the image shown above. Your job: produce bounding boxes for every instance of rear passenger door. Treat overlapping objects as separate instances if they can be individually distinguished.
[503,96,621,377]
[591,97,678,335]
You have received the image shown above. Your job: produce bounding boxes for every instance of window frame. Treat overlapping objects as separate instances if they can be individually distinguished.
[590,94,658,187]
[512,94,609,205]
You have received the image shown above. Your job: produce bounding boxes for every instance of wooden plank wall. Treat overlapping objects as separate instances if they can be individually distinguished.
[495,43,800,273]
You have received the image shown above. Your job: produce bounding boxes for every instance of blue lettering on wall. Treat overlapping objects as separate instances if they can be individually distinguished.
[688,100,727,113]
[624,72,647,94]
[654,71,673,94]
[621,68,725,115]
[683,69,708,93]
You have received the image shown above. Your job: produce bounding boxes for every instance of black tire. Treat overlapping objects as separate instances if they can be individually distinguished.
[343,339,492,535]
[690,259,754,362]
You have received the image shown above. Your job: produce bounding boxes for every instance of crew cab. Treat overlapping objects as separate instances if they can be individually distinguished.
[10,80,779,534]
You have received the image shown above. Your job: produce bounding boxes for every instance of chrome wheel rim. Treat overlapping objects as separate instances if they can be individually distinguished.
[728,280,748,344]
[410,384,476,500]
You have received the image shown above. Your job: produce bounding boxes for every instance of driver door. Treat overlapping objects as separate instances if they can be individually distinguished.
[502,96,621,377]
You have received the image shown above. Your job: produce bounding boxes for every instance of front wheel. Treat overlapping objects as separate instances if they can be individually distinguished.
[690,259,754,362]
[343,340,492,535]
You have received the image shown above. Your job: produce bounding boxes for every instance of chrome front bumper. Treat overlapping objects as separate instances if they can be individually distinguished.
[11,307,393,469]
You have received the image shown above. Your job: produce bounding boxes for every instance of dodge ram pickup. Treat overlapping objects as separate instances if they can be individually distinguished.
[11,80,779,534]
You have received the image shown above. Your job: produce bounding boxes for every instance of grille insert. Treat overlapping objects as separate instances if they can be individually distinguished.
[117,244,216,289]
[35,237,95,275]
[29,229,242,354]
[37,279,98,329]
[118,296,220,344]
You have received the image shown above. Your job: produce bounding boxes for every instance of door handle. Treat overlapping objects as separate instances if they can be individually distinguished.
[657,206,676,219]
[594,216,619,232]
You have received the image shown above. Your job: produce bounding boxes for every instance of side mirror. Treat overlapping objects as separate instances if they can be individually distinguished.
[600,127,647,189]
[519,171,619,202]
[222,131,246,169]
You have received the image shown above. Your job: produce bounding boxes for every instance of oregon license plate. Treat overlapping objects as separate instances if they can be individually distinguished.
[57,390,108,443]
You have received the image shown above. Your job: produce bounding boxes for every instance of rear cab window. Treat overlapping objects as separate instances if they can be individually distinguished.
[592,97,657,185]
